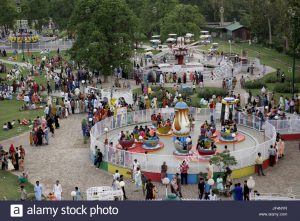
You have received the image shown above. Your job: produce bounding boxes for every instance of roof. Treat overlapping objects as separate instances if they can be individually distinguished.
[175,101,189,109]
[225,22,244,31]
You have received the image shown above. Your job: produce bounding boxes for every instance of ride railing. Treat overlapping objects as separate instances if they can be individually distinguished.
[90,108,277,174]
[267,119,300,133]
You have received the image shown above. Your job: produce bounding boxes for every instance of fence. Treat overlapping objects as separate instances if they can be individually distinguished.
[90,108,277,174]
[0,39,73,52]
[267,119,300,133]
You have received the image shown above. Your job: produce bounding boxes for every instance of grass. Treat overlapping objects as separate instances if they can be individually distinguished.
[0,170,34,200]
[200,40,300,100]
[0,97,44,141]
[132,86,223,108]
[1,50,70,63]
[0,51,70,141]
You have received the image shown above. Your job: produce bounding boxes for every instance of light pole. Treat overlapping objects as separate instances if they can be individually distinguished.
[104,127,109,140]
[22,40,25,62]
[247,176,255,200]
[232,133,236,151]
[81,80,85,94]
[290,8,298,99]
[162,177,170,198]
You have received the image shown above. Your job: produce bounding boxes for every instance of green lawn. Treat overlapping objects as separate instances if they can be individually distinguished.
[1,50,70,63]
[0,97,44,141]
[132,86,223,108]
[200,40,300,100]
[0,51,71,141]
[0,170,34,200]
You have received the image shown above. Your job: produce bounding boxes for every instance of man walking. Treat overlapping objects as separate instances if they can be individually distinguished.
[34,181,43,201]
[243,180,250,201]
[255,152,265,176]
[53,180,63,200]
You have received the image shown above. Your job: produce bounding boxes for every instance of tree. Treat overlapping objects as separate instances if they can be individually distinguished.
[139,0,179,38]
[69,0,136,82]
[160,4,205,41]
[210,153,237,173]
[48,0,76,30]
[0,0,17,31]
[19,0,50,31]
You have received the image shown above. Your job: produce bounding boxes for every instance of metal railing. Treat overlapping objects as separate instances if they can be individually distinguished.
[90,108,277,174]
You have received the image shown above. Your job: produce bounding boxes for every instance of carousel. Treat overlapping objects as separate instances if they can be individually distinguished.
[172,99,193,156]
[117,126,164,153]
[197,120,217,156]
[215,97,245,144]
[151,113,172,136]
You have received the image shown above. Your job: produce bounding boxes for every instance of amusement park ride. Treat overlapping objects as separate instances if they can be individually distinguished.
[116,97,245,161]
[8,20,39,44]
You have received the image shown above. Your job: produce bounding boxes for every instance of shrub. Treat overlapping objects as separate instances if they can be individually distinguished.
[197,87,227,100]
[264,75,279,83]
[285,75,300,83]
[244,80,266,89]
[273,83,299,93]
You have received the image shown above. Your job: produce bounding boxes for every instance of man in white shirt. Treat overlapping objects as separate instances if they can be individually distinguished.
[44,105,49,116]
[113,170,120,181]
[53,180,63,200]
[132,159,140,181]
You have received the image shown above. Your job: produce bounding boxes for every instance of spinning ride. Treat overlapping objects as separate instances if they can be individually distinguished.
[172,100,192,155]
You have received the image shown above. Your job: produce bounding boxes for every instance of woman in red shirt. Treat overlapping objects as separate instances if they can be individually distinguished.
[180,160,189,185]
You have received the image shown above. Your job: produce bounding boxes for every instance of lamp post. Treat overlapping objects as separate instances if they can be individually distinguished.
[22,40,25,62]
[247,176,256,200]
[81,80,85,94]
[232,133,236,151]
[104,127,109,140]
[290,8,298,99]
[162,177,170,198]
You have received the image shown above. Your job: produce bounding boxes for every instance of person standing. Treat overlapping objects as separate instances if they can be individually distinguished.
[134,167,142,192]
[204,179,211,200]
[198,177,205,200]
[243,180,250,201]
[161,162,168,181]
[268,145,276,167]
[278,139,285,158]
[175,173,182,198]
[94,148,103,168]
[235,183,243,201]
[74,187,82,200]
[113,170,120,181]
[216,175,224,191]
[255,152,265,176]
[145,179,155,200]
[179,160,189,185]
[34,181,43,201]
[119,175,128,200]
[132,159,140,181]
[53,180,63,200]
[20,185,27,201]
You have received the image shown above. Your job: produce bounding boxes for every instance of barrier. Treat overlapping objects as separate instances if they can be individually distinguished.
[90,108,277,181]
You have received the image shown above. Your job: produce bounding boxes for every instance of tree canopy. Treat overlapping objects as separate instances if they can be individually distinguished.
[68,0,136,79]
[160,4,205,41]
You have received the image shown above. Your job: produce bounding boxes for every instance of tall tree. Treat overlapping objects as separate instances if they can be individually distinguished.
[160,4,205,41]
[0,0,17,30]
[48,0,76,29]
[69,0,136,82]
